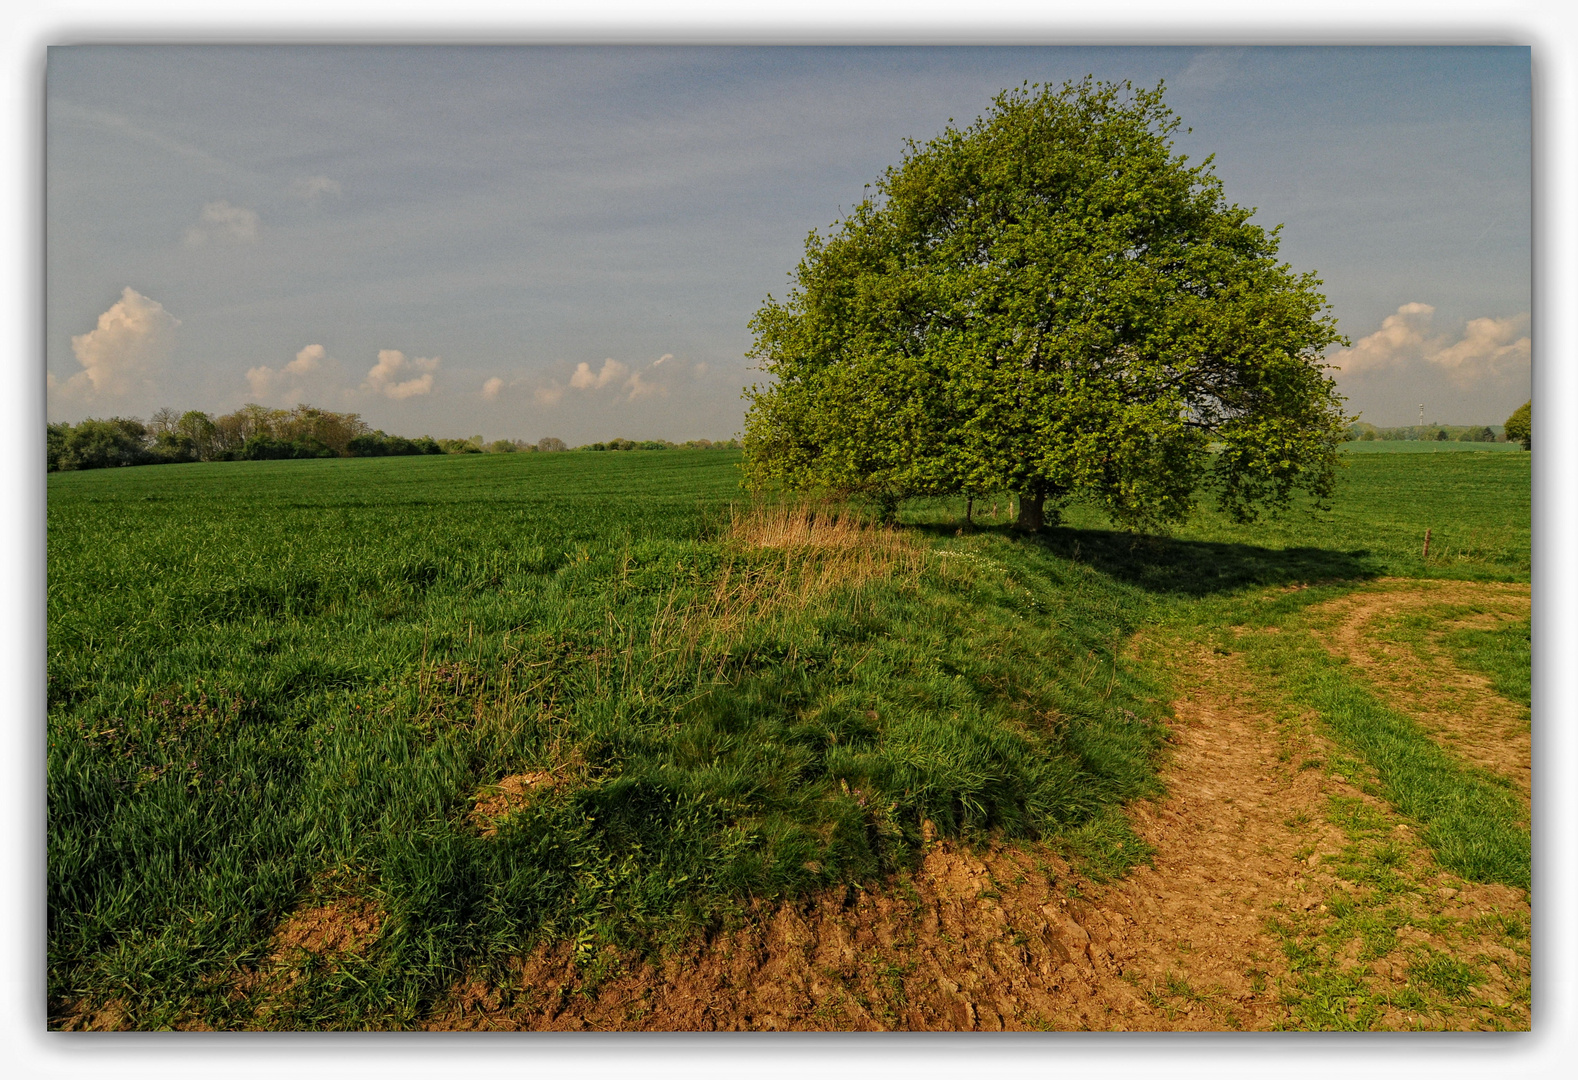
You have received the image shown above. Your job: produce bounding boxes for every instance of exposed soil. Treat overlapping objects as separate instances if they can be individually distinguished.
[472,770,560,836]
[1305,579,1531,798]
[273,897,385,958]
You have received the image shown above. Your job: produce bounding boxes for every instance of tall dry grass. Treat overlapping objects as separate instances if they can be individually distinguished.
[641,503,924,679]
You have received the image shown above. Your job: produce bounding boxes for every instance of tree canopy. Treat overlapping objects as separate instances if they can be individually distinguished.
[741,78,1349,530]
[1504,400,1530,451]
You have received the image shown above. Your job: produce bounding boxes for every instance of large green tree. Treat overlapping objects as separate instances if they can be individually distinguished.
[742,78,1349,530]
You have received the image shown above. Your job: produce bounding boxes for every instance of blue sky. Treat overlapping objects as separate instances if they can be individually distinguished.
[45,45,1532,439]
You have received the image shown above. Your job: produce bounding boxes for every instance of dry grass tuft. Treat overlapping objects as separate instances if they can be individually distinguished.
[632,503,925,682]
[725,502,920,592]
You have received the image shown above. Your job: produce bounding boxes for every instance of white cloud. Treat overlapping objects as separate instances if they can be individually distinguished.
[244,365,277,397]
[291,175,343,201]
[246,343,331,400]
[1328,302,1436,376]
[1328,303,1530,389]
[481,376,505,400]
[183,200,260,246]
[570,358,629,390]
[528,353,715,408]
[624,368,665,400]
[1429,313,1530,387]
[61,287,180,397]
[288,344,325,375]
[365,349,438,399]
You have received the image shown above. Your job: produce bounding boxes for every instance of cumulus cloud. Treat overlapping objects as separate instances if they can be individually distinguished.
[481,376,505,401]
[534,353,701,406]
[291,175,343,201]
[570,358,630,390]
[246,343,331,399]
[1429,314,1531,385]
[365,349,439,399]
[624,368,665,400]
[1328,302,1436,376]
[1328,303,1531,388]
[287,343,324,375]
[60,287,180,397]
[183,200,260,246]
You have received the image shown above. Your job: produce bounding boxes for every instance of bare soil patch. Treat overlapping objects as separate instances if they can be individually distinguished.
[472,770,560,836]
[1306,579,1530,797]
[273,897,385,958]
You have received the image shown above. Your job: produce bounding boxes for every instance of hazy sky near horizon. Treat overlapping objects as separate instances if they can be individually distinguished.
[45,45,1531,439]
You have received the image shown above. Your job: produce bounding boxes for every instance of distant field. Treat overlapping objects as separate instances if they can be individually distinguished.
[47,447,1531,1029]
[1341,440,1524,453]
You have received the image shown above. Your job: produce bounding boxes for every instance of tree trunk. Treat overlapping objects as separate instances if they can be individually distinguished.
[965,497,974,528]
[1017,491,1046,532]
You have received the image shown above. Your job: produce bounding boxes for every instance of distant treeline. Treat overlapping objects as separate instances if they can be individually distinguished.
[47,403,738,472]
[1347,422,1505,443]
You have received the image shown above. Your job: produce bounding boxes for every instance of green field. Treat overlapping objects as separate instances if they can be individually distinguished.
[1341,440,1524,454]
[47,447,1531,1029]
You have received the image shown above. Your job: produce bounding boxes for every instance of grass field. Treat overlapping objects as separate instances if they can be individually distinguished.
[46,445,1531,1029]
[1340,441,1524,454]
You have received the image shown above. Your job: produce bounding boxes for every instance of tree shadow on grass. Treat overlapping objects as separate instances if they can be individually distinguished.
[911,521,1377,599]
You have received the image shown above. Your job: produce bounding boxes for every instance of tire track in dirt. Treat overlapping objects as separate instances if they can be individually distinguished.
[1305,579,1530,799]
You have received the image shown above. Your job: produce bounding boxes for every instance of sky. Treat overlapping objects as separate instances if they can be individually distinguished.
[44,45,1532,440]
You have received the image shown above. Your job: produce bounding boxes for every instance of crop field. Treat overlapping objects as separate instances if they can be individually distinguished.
[46,446,1531,1030]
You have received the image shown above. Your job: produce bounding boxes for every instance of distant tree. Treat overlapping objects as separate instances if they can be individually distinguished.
[238,434,334,460]
[537,437,567,452]
[1435,429,1449,441]
[176,411,218,460]
[46,423,69,471]
[436,437,483,454]
[56,418,152,470]
[148,406,181,436]
[486,439,518,453]
[742,78,1348,530]
[1505,400,1531,450]
[149,430,199,464]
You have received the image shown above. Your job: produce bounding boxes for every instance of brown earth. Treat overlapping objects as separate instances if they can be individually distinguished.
[273,897,385,958]
[1304,579,1531,798]
[472,770,560,836]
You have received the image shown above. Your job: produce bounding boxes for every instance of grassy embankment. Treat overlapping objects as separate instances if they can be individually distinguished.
[47,445,1530,1029]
